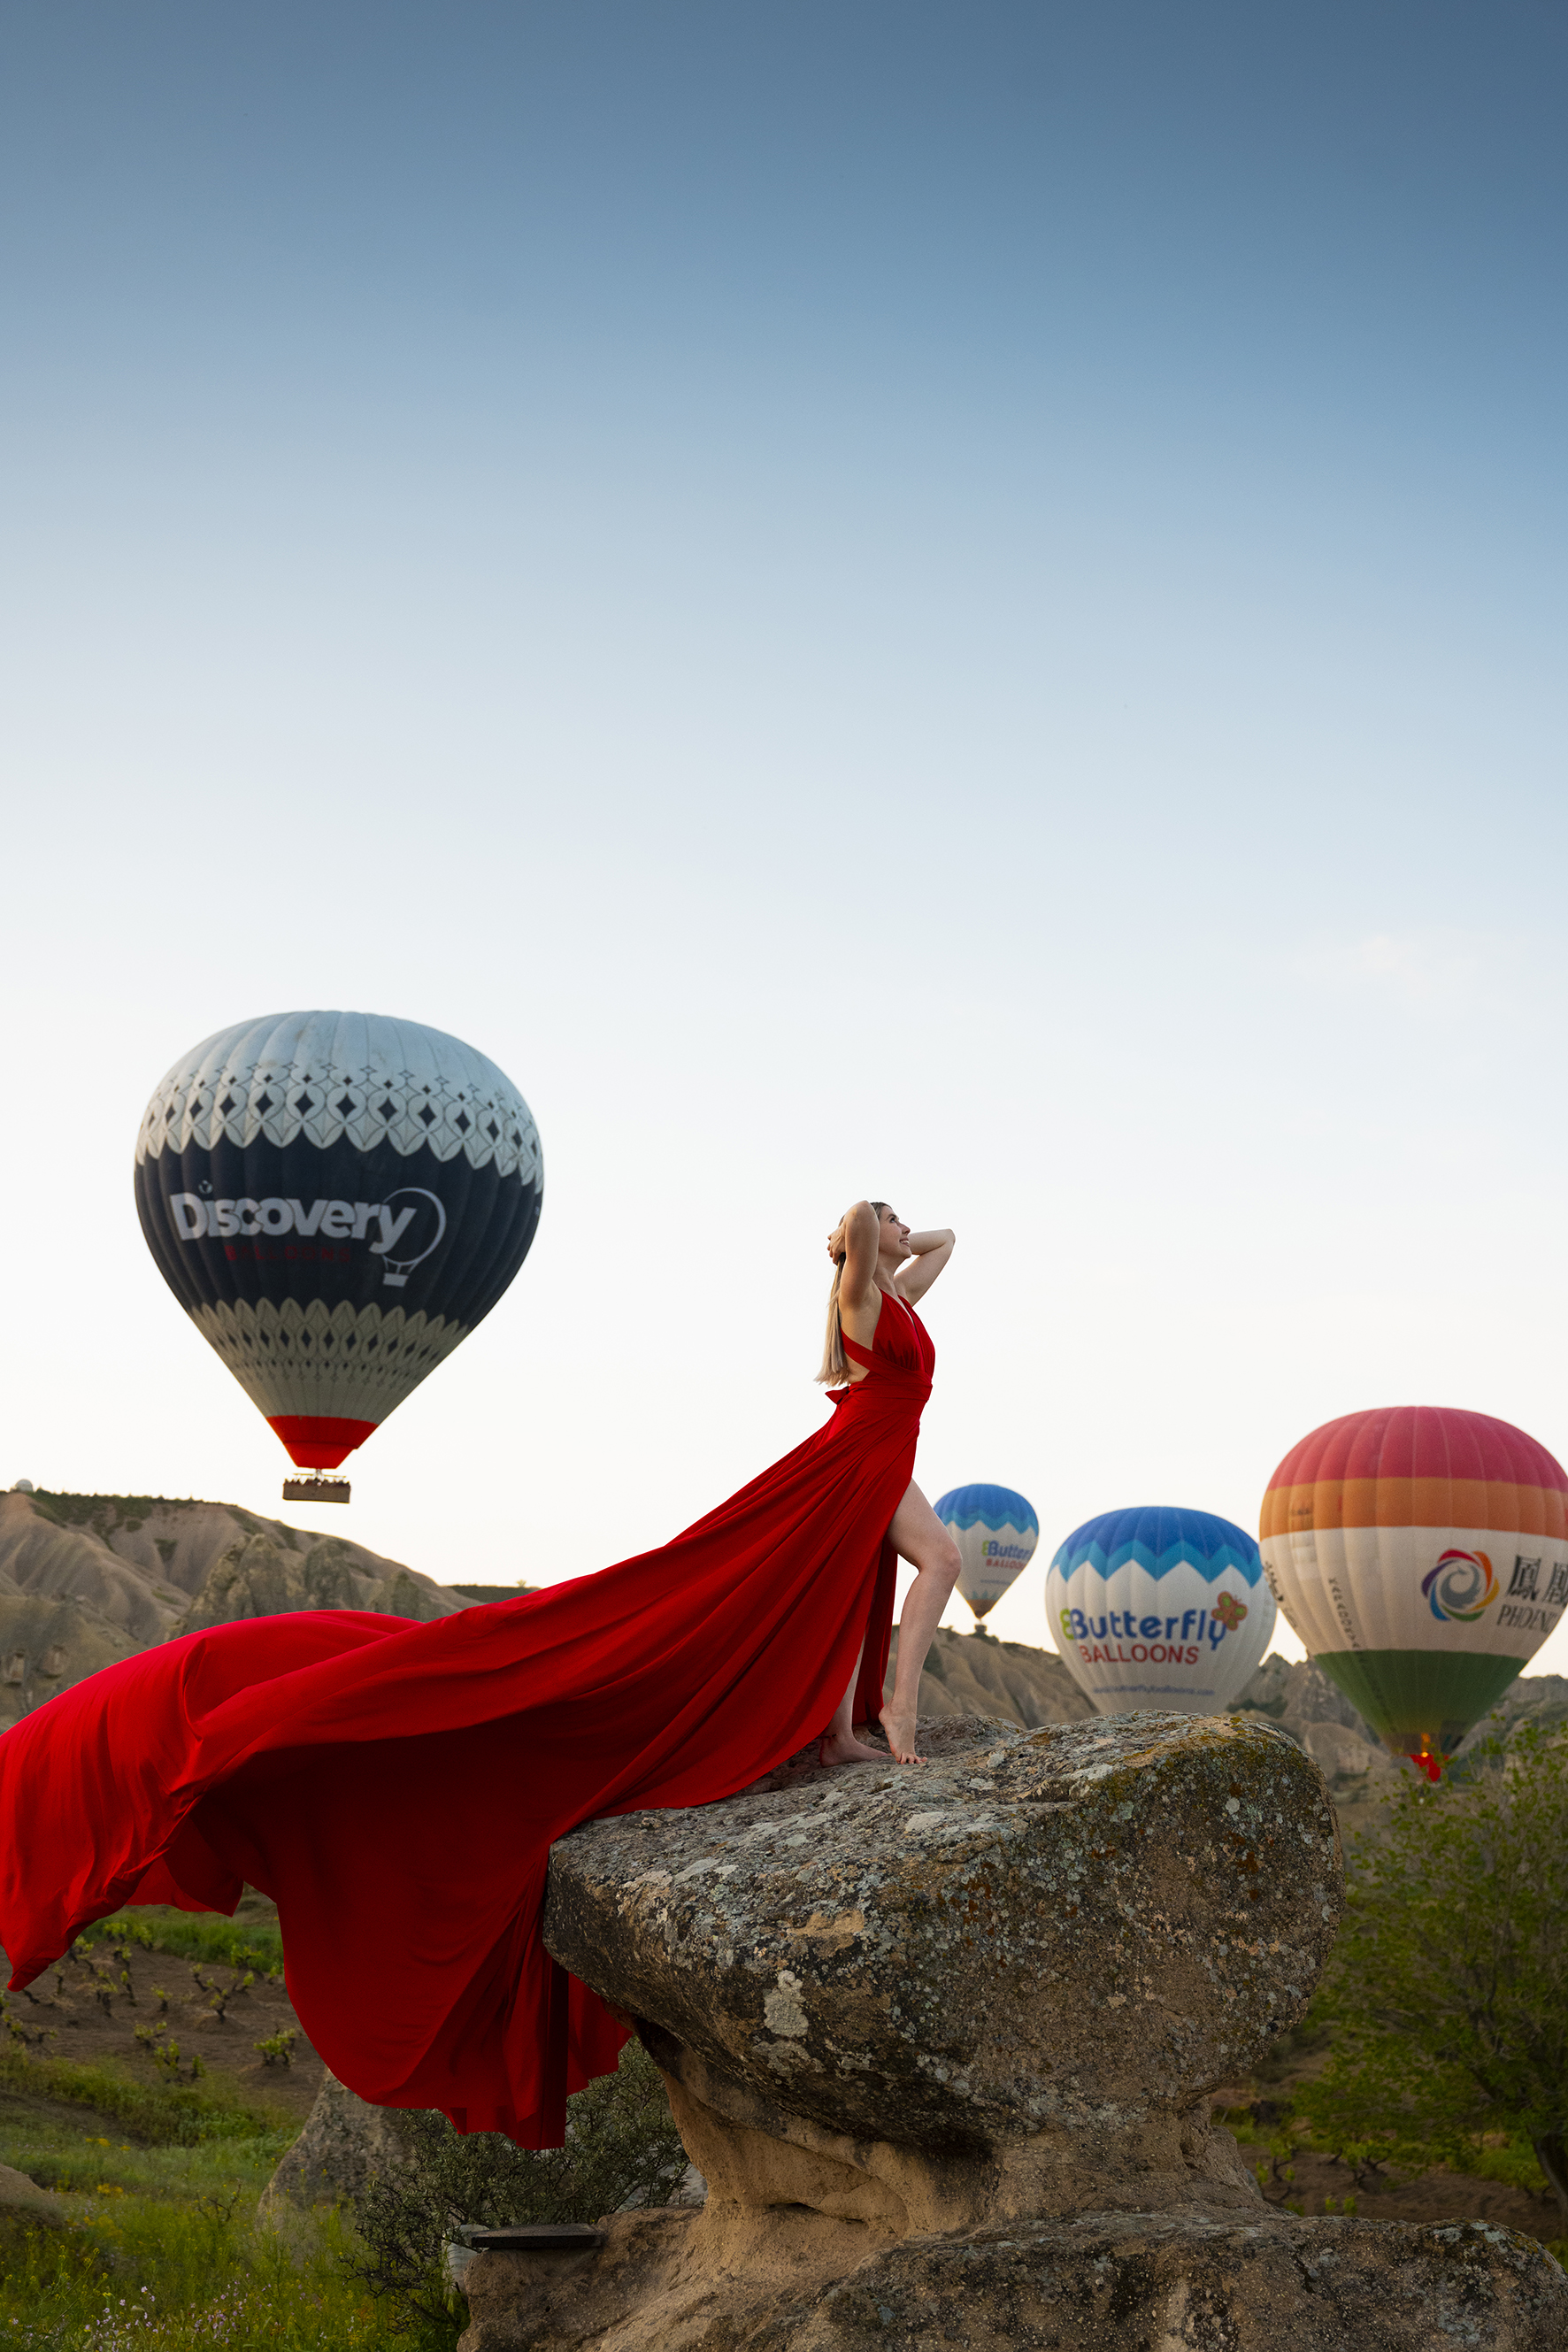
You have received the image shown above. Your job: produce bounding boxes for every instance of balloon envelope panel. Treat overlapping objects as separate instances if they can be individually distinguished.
[1047,1504,1275,1713]
[934,1483,1040,1619]
[1259,1404,1568,1758]
[134,1011,542,1466]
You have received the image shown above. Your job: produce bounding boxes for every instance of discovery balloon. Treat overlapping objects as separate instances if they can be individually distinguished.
[1260,1405,1568,1771]
[1047,1504,1276,1714]
[135,1011,542,1477]
[933,1484,1040,1621]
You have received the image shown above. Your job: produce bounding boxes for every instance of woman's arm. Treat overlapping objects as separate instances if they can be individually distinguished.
[898,1227,955,1303]
[829,1201,881,1314]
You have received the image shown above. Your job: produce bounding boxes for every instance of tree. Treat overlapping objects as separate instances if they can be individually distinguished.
[1299,1726,1568,2223]
[345,2037,690,2334]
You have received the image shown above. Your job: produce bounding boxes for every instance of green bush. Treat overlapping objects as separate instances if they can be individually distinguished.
[1299,1724,1568,2225]
[346,2038,688,2333]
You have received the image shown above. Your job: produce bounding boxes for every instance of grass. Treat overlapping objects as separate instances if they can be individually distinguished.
[0,2052,443,2351]
[0,2053,291,2149]
[73,1913,283,1984]
[0,2158,425,2351]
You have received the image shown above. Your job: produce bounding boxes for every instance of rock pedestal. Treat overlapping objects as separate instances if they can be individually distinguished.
[261,2067,420,2213]
[458,1712,1568,2350]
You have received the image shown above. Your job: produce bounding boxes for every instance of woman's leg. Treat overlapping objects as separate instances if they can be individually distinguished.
[819,1636,882,1765]
[880,1481,962,1764]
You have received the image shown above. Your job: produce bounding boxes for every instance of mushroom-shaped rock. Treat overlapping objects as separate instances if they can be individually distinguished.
[544,1710,1340,2191]
[453,1715,1568,2352]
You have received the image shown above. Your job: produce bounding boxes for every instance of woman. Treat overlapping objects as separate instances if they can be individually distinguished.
[817,1199,959,1769]
[0,1198,956,2150]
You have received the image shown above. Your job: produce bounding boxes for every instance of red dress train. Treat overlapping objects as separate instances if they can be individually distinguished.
[0,1295,934,2146]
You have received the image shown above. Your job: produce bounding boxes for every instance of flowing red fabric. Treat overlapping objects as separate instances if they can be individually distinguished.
[0,1296,933,2147]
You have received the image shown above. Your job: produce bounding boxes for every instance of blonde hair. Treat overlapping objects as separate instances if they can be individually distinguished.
[816,1202,892,1385]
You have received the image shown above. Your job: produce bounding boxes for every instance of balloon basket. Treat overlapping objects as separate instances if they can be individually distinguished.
[282,1474,351,1505]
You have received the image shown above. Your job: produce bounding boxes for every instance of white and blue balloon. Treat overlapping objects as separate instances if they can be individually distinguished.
[934,1484,1040,1622]
[1046,1504,1275,1714]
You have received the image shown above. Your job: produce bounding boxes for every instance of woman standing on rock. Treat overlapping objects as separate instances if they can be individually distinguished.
[0,1195,957,2155]
[816,1200,958,1770]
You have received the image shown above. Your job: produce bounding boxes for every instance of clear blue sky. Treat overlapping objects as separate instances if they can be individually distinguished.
[3,2,1566,1664]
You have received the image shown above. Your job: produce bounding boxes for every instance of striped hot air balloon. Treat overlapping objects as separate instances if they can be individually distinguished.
[1259,1406,1568,1772]
[135,1011,542,1486]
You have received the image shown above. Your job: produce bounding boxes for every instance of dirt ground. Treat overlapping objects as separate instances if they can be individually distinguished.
[1256,2142,1560,2234]
[2,1920,324,2123]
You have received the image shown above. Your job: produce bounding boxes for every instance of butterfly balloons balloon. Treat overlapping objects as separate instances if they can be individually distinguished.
[933,1484,1040,1622]
[1047,1503,1276,1714]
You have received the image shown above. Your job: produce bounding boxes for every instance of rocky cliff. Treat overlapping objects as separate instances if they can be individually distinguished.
[0,1488,468,1729]
[454,1710,1565,2349]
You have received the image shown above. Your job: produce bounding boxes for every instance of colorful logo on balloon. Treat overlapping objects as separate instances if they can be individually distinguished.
[1211,1591,1248,1633]
[1421,1549,1498,1623]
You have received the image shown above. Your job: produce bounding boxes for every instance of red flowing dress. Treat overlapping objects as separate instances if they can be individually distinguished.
[0,1293,934,2146]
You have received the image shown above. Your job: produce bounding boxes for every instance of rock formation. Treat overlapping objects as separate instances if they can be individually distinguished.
[917,1633,1564,1787]
[456,1707,1567,2348]
[879,1632,1422,1821]
[262,2067,421,2213]
[0,1489,469,1728]
[1457,1670,1568,1751]
[0,2159,68,2242]
[890,1623,1097,1732]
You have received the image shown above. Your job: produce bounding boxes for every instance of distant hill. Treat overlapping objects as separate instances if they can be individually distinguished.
[5,1490,1563,1789]
[0,1488,470,1729]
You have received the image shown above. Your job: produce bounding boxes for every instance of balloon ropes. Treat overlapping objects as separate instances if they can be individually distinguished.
[1047,1504,1276,1714]
[933,1485,1039,1622]
[1259,1404,1568,1775]
[135,1011,542,1480]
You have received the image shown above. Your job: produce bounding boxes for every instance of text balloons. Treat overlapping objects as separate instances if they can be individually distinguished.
[1047,1504,1276,1714]
[934,1485,1040,1620]
[135,1011,542,1469]
[1260,1405,1568,1768]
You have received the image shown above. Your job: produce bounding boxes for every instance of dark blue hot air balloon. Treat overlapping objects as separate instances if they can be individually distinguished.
[134,1011,541,1488]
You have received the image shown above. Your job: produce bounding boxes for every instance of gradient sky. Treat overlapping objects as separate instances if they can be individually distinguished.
[3,2,1566,1668]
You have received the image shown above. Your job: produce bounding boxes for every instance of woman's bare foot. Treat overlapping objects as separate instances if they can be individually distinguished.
[819,1728,885,1767]
[878,1702,926,1764]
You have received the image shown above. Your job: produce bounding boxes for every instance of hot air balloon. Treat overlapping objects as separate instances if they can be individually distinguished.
[1046,1504,1276,1715]
[933,1484,1040,1621]
[135,1011,542,1496]
[1259,1405,1568,1772]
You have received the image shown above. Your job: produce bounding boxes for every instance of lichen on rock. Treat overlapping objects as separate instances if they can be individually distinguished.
[544,1710,1341,2179]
